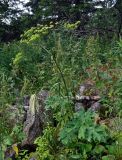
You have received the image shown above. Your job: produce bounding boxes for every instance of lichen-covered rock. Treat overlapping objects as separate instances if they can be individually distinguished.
[22,90,50,145]
[75,82,101,112]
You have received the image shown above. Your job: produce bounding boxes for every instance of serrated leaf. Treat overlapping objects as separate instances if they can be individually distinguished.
[102,155,115,160]
[78,126,86,139]
[93,145,105,154]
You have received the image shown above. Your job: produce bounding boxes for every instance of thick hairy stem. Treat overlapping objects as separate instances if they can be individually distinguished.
[39,45,69,100]
[52,55,69,100]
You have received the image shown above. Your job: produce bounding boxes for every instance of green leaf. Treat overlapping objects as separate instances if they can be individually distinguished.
[102,155,115,160]
[93,145,105,154]
[70,154,82,159]
[78,126,86,139]
[4,136,13,146]
[79,143,92,153]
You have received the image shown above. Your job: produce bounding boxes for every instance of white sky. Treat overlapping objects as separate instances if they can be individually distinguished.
[18,0,117,10]
[13,0,30,12]
[2,0,117,24]
[18,0,117,11]
[2,0,31,24]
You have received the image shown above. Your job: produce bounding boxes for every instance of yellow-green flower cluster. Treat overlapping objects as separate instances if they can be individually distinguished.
[64,21,80,30]
[21,24,54,43]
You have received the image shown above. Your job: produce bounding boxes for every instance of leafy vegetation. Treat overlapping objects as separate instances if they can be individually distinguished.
[0,1,122,159]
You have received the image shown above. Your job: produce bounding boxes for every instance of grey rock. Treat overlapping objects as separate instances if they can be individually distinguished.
[22,90,50,145]
[75,82,101,112]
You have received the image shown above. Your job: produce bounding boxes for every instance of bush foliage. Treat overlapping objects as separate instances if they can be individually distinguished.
[0,23,122,160]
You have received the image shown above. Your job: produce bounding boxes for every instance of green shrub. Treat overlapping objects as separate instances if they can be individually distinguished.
[0,23,122,160]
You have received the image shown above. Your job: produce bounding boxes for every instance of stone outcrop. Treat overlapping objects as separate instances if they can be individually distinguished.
[4,84,103,159]
[22,90,50,145]
[75,82,101,112]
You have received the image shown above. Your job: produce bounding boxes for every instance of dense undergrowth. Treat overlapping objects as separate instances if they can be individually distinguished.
[0,23,122,160]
